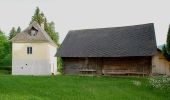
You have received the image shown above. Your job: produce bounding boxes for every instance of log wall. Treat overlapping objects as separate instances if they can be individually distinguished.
[102,57,151,75]
[62,57,152,75]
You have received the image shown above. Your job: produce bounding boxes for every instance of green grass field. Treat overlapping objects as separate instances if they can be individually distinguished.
[0,75,169,100]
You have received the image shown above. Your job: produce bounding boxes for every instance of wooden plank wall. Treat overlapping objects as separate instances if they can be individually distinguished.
[62,57,102,75]
[102,57,151,75]
[62,57,152,75]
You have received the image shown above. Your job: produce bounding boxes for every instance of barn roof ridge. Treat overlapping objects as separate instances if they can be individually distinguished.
[69,23,154,32]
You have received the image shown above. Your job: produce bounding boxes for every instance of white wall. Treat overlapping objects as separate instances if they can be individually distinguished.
[12,42,57,75]
[48,44,57,75]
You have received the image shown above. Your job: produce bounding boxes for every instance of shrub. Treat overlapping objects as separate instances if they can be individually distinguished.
[57,57,63,74]
[1,53,12,66]
[149,76,170,91]
[0,66,11,71]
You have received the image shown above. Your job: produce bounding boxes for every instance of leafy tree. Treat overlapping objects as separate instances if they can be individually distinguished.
[0,30,6,61]
[163,26,170,61]
[0,30,11,66]
[0,26,21,67]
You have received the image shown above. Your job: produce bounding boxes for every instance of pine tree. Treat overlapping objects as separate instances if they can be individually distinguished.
[44,21,59,45]
[9,27,17,40]
[163,26,170,61]
[9,26,21,40]
[166,26,170,53]
[30,7,44,25]
[16,26,21,33]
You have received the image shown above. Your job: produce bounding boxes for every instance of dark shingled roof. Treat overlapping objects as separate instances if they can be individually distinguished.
[56,23,157,57]
[11,21,57,47]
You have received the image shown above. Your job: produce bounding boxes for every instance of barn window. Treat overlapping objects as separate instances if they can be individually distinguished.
[27,47,32,54]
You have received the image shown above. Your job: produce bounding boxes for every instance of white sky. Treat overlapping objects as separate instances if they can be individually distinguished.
[0,0,170,45]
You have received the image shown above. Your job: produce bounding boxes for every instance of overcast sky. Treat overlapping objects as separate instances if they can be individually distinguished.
[0,0,170,45]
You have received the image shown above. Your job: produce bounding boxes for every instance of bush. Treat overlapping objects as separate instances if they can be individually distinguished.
[57,57,63,74]
[1,53,12,66]
[0,70,11,75]
[0,66,11,71]
[0,31,12,67]
[149,76,170,91]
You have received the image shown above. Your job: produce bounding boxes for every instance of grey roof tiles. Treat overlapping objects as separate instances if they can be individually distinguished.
[56,23,157,57]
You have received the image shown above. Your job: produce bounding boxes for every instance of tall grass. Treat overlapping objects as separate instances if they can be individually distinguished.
[0,75,169,100]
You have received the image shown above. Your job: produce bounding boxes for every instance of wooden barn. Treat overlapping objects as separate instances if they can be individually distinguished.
[56,23,157,75]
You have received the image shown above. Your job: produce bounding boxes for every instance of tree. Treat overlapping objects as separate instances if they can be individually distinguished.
[0,30,11,66]
[44,20,59,45]
[0,30,6,61]
[16,26,21,33]
[30,7,44,25]
[163,26,170,61]
[9,27,17,40]
[9,26,21,40]
[162,45,170,60]
[166,26,170,54]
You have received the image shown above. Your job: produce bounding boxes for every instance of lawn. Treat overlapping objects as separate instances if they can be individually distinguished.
[0,75,169,100]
